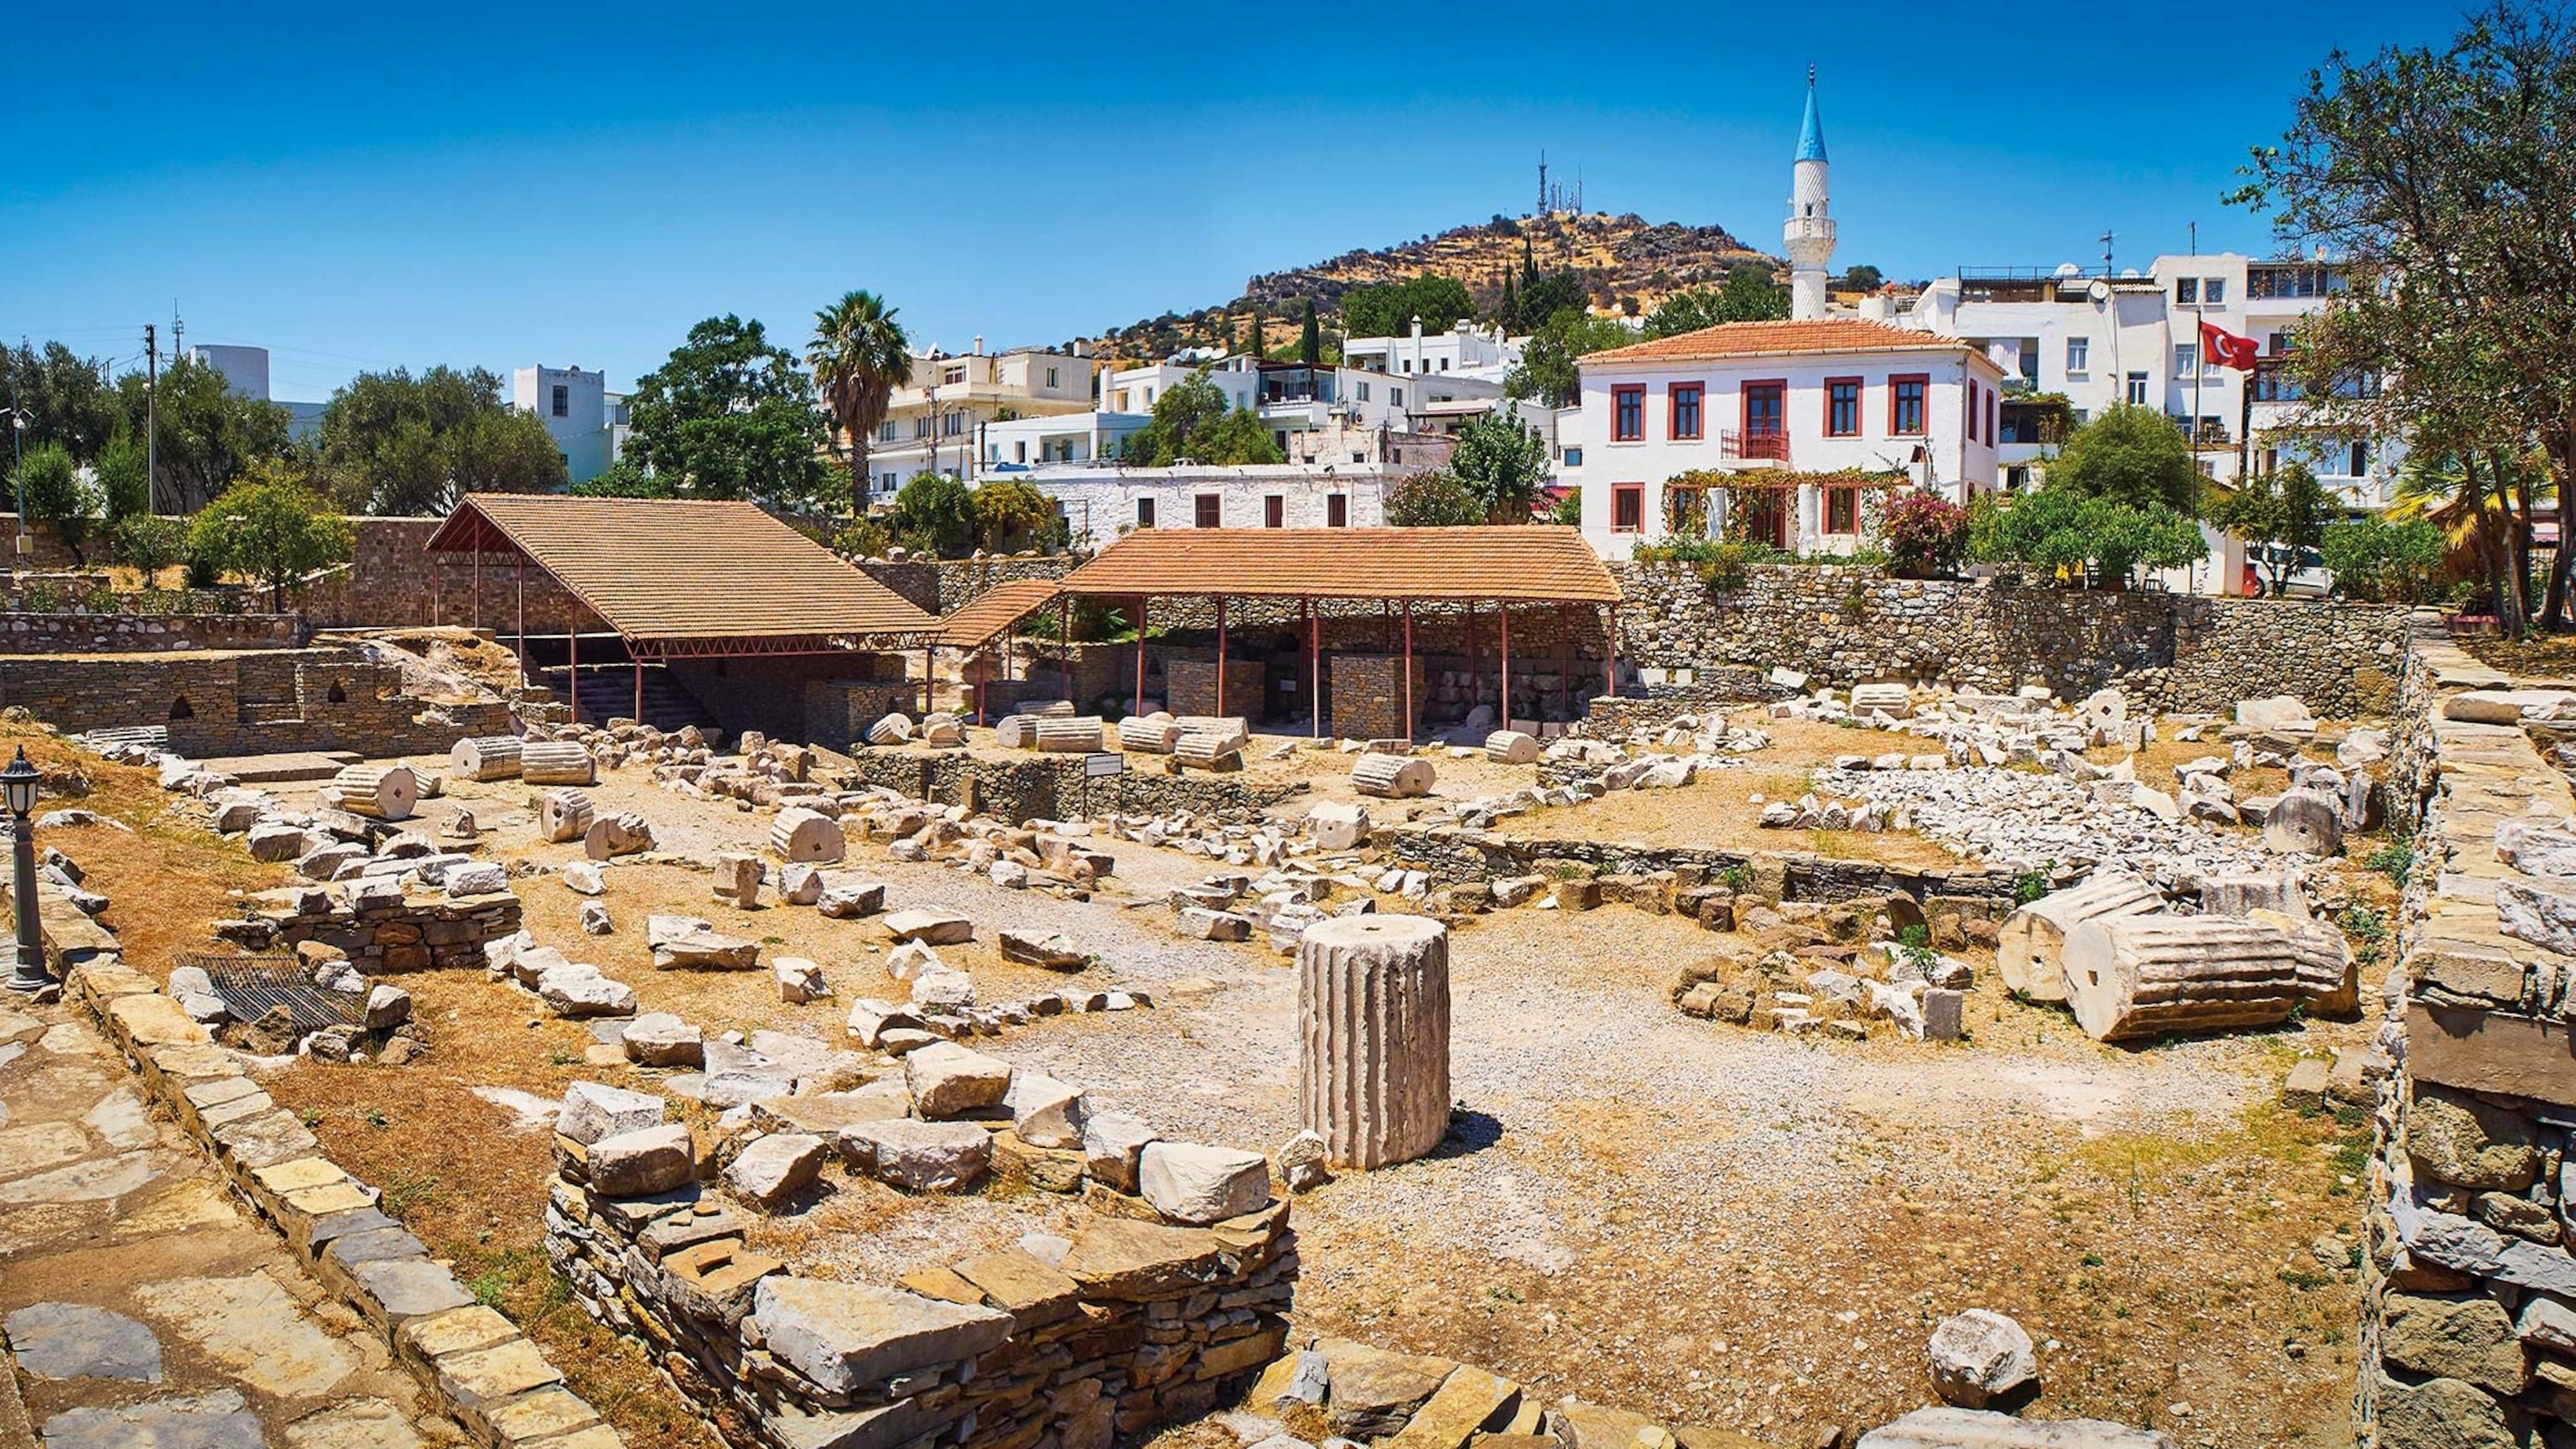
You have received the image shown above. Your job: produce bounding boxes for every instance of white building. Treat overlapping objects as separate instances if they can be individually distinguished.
[510,365,626,484]
[1900,252,2399,507]
[1025,462,1396,550]
[190,344,325,439]
[1575,318,2003,557]
[1097,355,1506,460]
[860,343,1100,502]
[1343,319,1522,384]
[1574,80,2000,557]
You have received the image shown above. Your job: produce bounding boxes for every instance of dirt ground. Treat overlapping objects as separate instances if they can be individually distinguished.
[22,704,2391,1449]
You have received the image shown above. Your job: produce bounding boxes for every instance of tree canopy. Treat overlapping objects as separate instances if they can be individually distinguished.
[2232,3,2576,632]
[2047,405,2201,512]
[4,342,121,462]
[2210,462,2332,595]
[1517,267,1589,330]
[1506,311,1639,409]
[623,316,830,503]
[1643,264,1792,338]
[1966,486,2206,588]
[809,290,912,514]
[1437,409,1550,522]
[1341,275,1475,339]
[892,472,977,557]
[12,443,99,564]
[112,356,293,512]
[314,366,565,515]
[187,464,355,608]
[1119,372,1283,466]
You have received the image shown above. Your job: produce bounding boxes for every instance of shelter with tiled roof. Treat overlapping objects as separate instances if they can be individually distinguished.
[942,527,1623,738]
[424,495,937,741]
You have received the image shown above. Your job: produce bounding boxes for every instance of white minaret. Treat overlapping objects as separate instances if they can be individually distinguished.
[1784,67,1836,322]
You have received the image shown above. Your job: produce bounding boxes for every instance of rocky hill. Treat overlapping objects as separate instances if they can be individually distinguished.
[1089,210,1779,364]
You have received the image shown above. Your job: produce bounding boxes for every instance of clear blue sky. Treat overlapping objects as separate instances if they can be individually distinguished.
[2,1,2465,403]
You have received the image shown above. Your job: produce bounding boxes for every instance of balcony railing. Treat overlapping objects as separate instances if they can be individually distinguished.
[1720,428,1791,465]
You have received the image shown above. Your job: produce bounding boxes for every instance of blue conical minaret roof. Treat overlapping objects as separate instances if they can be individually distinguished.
[1795,69,1827,164]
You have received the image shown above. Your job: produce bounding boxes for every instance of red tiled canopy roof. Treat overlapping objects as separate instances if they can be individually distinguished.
[423,495,938,646]
[1057,527,1621,604]
[1582,317,1985,366]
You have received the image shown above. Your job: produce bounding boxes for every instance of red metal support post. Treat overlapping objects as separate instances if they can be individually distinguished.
[515,553,526,687]
[569,621,579,719]
[1499,603,1511,731]
[1215,597,1228,719]
[632,660,642,724]
[1134,596,1147,718]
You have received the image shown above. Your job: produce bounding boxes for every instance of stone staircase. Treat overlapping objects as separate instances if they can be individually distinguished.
[532,663,718,735]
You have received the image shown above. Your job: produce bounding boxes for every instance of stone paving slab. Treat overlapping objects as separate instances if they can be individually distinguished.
[0,984,459,1448]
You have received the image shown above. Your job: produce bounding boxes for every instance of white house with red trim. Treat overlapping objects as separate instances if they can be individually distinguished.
[1574,317,2006,558]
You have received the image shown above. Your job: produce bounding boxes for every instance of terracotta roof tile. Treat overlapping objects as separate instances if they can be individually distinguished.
[937,579,1064,649]
[1582,317,1981,366]
[423,496,938,644]
[1057,527,1621,605]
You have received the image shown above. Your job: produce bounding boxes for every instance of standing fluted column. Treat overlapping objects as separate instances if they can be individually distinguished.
[1298,914,1451,1169]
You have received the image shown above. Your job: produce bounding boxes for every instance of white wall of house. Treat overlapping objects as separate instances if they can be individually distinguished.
[511,364,617,483]
[1576,345,2002,558]
[1343,321,1522,383]
[1026,464,1390,549]
[1903,252,2403,506]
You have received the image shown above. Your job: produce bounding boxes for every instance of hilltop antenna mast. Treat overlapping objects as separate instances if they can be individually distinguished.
[1537,152,1547,216]
[1574,167,1582,216]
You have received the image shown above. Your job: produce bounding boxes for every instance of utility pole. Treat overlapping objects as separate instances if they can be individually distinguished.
[143,325,159,516]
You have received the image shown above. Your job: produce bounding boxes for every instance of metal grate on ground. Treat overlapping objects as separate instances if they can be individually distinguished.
[184,953,365,1032]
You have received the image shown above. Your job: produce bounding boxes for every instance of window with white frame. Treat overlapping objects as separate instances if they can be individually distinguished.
[2203,278,2226,305]
[2065,337,2089,375]
[2174,278,2199,305]
[2126,373,2148,405]
[2174,345,2198,378]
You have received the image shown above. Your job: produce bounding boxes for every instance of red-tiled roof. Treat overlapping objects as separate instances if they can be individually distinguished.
[1582,317,1982,366]
[937,579,1064,649]
[1057,527,1620,604]
[423,496,938,645]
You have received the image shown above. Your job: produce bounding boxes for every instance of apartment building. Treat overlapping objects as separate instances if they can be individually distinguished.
[1029,463,1398,551]
[1575,317,2003,557]
[1098,354,1506,460]
[511,364,629,484]
[1343,319,1522,384]
[858,343,1099,502]
[1900,252,2400,506]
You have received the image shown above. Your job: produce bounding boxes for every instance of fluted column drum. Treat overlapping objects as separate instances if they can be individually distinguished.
[1297,914,1451,1170]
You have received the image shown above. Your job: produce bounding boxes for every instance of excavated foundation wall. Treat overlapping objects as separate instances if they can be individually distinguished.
[2360,610,2576,1447]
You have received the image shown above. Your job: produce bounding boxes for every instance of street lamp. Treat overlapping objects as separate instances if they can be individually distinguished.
[3,747,44,995]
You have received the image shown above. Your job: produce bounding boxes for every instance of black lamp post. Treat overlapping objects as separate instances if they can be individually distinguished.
[3,747,44,995]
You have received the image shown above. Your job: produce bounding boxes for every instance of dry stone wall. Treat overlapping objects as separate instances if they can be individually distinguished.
[2361,620,2576,1447]
[838,749,1304,825]
[545,1144,1294,1449]
[1613,564,2408,716]
[0,610,303,652]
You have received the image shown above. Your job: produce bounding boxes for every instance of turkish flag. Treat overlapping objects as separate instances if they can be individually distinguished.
[2199,320,2260,371]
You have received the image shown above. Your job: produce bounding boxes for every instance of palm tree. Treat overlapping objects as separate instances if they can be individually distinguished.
[808,291,913,516]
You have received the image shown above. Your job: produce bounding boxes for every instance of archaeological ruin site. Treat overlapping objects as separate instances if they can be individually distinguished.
[0,496,2564,1449]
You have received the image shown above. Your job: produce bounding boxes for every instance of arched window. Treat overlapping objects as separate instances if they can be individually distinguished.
[168,695,194,720]
[325,679,347,704]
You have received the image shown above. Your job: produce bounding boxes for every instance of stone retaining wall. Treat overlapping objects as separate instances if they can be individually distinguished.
[8,863,618,1449]
[861,555,1074,616]
[839,750,1305,826]
[546,1167,1293,1449]
[236,884,523,974]
[2359,624,2576,1448]
[1381,824,2016,906]
[0,647,514,757]
[1613,564,2409,716]
[0,610,304,652]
